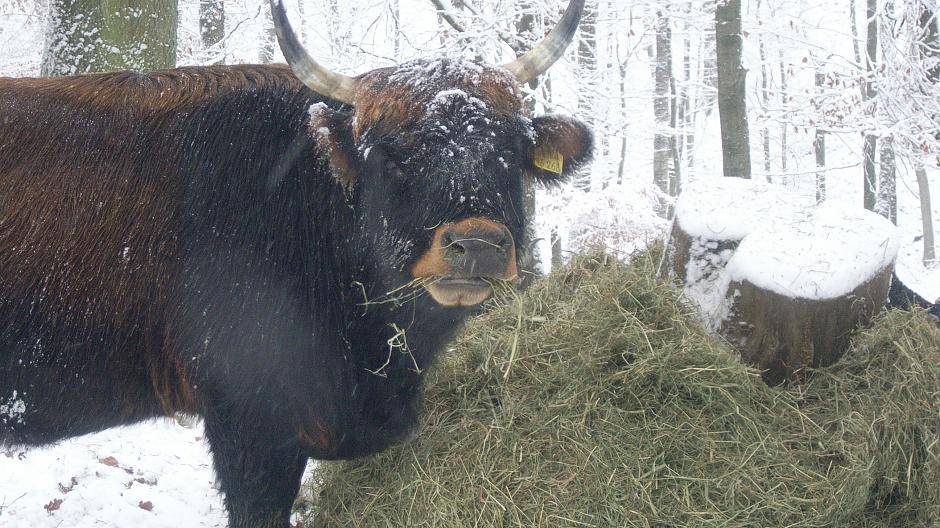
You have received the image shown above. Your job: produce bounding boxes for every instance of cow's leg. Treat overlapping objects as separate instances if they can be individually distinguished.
[203,409,308,528]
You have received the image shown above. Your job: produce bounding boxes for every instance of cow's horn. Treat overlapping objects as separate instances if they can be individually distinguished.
[270,0,358,105]
[503,0,585,85]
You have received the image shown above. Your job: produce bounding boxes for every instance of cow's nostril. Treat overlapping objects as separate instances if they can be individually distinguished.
[442,232,466,255]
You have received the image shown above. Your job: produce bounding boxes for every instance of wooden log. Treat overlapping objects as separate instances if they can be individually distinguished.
[720,204,901,384]
[668,220,740,287]
[722,266,893,385]
[667,178,800,328]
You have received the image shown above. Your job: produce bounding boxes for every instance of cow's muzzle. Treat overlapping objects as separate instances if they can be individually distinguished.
[411,217,518,307]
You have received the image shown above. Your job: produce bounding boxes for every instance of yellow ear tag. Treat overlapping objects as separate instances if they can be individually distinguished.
[532,146,564,174]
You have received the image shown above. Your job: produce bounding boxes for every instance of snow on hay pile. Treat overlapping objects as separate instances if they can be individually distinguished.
[299,253,940,528]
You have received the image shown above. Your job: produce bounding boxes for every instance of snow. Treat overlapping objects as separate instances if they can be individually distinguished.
[726,203,902,300]
[895,240,940,303]
[307,102,328,118]
[674,178,803,327]
[0,420,228,528]
[674,177,803,241]
[0,391,27,424]
[536,183,668,268]
[682,238,735,331]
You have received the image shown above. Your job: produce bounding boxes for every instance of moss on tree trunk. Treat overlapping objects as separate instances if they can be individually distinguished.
[42,0,178,76]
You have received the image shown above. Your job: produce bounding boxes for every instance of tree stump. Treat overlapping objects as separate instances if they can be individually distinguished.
[723,267,893,385]
[668,178,800,328]
[720,204,900,384]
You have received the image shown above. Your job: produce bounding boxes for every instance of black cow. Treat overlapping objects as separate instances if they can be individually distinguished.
[0,1,592,526]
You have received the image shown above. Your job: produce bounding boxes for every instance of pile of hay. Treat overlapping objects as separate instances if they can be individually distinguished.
[299,252,940,527]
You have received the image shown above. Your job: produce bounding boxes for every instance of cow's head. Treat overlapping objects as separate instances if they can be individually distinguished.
[272,0,592,307]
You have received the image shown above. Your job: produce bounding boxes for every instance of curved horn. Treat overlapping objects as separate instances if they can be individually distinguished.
[270,0,358,105]
[503,0,585,85]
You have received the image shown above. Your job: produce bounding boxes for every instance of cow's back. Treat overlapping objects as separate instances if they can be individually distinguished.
[0,65,317,444]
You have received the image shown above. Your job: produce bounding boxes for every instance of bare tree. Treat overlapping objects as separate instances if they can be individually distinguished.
[260,1,277,64]
[850,0,862,64]
[677,3,696,176]
[814,70,827,203]
[863,0,878,210]
[916,0,937,264]
[653,10,673,206]
[777,48,788,180]
[42,0,178,75]
[758,33,772,180]
[200,0,225,64]
[875,137,897,223]
[574,0,598,192]
[715,0,751,178]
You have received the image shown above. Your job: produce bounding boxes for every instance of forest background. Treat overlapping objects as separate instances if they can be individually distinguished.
[0,0,937,292]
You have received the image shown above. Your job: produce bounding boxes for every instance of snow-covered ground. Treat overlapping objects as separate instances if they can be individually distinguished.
[0,420,228,528]
[896,240,940,303]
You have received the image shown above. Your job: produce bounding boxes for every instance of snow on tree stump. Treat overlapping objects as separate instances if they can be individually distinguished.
[721,204,901,385]
[669,178,800,327]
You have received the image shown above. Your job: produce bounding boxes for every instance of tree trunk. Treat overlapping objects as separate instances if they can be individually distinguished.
[814,71,826,203]
[863,137,877,210]
[863,0,878,210]
[722,266,893,385]
[921,1,939,83]
[200,0,225,64]
[616,42,629,186]
[916,1,937,265]
[876,138,897,224]
[260,2,277,64]
[575,0,597,192]
[850,0,862,64]
[778,50,788,180]
[679,5,695,172]
[669,74,681,203]
[715,0,751,178]
[391,0,401,56]
[516,1,542,281]
[550,228,562,269]
[42,0,178,75]
[759,36,772,180]
[702,10,718,116]
[653,11,673,206]
[915,165,936,265]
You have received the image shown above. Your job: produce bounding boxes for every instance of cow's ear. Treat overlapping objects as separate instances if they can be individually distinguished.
[309,105,359,188]
[525,114,594,186]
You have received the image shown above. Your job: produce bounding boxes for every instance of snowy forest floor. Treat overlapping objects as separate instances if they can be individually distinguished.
[0,420,230,528]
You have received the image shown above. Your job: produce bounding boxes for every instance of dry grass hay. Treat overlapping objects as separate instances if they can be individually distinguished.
[298,251,940,528]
